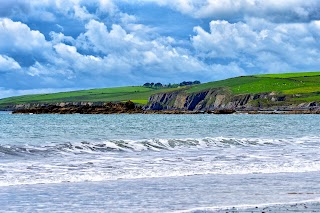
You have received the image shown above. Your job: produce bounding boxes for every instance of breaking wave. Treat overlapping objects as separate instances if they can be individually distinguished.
[1,136,318,156]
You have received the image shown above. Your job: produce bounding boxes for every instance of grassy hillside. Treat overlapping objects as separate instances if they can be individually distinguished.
[1,71,320,108]
[0,86,184,107]
[186,72,320,102]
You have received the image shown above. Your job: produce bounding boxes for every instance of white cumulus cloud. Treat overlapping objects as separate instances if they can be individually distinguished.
[192,18,320,73]
[144,0,320,21]
[0,18,51,54]
[0,55,21,72]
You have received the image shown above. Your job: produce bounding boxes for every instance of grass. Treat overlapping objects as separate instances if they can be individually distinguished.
[283,86,320,95]
[1,71,320,107]
[292,95,320,102]
[186,72,320,94]
[254,72,320,78]
[0,86,184,107]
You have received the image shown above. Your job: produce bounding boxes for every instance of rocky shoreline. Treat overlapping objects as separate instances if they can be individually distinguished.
[8,101,320,114]
[10,104,237,114]
[11,101,143,114]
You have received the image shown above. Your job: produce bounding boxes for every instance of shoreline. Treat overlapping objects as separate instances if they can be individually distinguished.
[3,101,320,115]
[9,109,320,115]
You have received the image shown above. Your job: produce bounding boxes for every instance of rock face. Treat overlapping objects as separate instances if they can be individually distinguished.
[144,88,231,111]
[12,101,143,114]
[144,88,320,112]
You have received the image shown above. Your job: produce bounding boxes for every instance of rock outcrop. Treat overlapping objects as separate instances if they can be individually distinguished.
[144,88,320,112]
[12,101,143,114]
[4,101,106,111]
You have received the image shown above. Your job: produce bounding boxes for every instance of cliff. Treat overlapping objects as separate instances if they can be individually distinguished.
[144,88,320,112]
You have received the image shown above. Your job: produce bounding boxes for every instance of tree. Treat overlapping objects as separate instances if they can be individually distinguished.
[193,80,201,85]
[154,82,163,87]
[143,83,151,87]
[179,81,193,86]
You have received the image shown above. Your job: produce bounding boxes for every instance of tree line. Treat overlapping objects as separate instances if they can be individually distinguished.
[143,80,201,88]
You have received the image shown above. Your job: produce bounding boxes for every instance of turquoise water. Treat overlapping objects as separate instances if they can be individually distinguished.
[0,113,320,212]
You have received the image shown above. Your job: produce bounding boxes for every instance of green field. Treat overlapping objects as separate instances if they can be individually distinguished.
[186,72,320,96]
[0,86,184,107]
[254,72,320,78]
[1,71,320,108]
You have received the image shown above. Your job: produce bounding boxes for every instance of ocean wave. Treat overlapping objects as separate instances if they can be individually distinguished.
[1,136,319,156]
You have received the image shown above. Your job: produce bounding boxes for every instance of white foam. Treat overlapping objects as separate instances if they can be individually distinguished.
[1,159,320,187]
[1,136,320,186]
[2,136,320,157]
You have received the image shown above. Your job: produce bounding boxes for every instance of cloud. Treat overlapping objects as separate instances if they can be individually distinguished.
[77,20,132,54]
[53,43,126,77]
[0,0,30,18]
[192,20,260,58]
[0,55,21,72]
[0,0,57,22]
[0,0,117,22]
[98,0,117,14]
[0,18,51,58]
[75,19,212,80]
[2,1,320,24]
[50,32,75,45]
[145,0,320,22]
[73,5,96,21]
[192,19,320,73]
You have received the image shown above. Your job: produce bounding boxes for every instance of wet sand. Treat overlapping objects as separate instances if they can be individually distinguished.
[197,202,320,213]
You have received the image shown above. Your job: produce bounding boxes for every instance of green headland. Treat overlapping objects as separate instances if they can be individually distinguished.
[1,71,320,110]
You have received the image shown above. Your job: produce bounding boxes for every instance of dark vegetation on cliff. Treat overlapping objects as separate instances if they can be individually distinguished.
[1,71,320,112]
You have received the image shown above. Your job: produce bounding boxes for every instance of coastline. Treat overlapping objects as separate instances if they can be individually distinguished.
[8,105,320,115]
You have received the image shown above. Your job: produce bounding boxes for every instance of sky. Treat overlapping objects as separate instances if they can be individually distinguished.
[1,0,320,98]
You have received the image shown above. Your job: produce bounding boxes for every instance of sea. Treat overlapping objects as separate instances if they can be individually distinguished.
[0,111,320,212]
